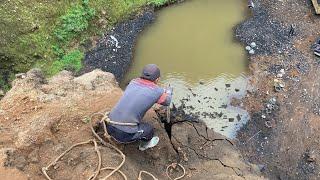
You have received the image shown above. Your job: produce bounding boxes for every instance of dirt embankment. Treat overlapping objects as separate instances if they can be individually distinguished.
[0,69,263,179]
[236,0,320,179]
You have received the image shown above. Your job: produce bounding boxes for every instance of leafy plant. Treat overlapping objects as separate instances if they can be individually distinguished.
[49,50,84,75]
[54,0,95,43]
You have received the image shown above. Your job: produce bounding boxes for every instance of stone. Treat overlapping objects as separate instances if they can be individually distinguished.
[250,42,257,48]
[15,73,27,79]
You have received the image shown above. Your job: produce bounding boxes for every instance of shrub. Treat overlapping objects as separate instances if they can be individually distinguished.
[49,50,84,75]
[54,0,95,43]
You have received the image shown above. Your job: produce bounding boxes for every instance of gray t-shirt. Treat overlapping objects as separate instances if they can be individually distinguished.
[109,78,172,133]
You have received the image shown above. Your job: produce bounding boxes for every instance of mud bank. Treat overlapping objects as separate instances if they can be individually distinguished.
[236,0,320,179]
[83,8,155,81]
[0,69,263,179]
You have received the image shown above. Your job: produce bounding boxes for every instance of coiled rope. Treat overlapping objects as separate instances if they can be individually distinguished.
[42,112,186,180]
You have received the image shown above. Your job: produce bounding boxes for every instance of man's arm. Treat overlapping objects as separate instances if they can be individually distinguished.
[157,88,172,106]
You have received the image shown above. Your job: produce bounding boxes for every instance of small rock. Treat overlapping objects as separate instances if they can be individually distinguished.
[249,49,255,54]
[245,46,252,51]
[250,42,257,48]
[15,73,27,79]
[277,73,283,78]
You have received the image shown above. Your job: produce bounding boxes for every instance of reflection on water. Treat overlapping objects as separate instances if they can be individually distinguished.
[122,0,249,138]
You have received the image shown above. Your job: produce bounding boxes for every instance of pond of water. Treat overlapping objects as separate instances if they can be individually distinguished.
[122,0,249,139]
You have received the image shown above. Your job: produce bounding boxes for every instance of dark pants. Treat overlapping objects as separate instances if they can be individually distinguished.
[106,123,154,143]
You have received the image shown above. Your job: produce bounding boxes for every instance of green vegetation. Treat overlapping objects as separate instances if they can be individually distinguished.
[54,0,95,43]
[0,0,174,91]
[148,0,170,6]
[48,50,84,76]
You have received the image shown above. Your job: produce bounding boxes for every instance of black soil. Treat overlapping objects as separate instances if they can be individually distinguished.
[83,8,155,81]
[236,0,320,179]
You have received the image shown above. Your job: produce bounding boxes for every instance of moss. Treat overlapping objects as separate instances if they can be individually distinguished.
[0,0,173,91]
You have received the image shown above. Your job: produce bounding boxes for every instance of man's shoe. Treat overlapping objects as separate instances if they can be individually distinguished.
[139,136,159,151]
[314,45,320,57]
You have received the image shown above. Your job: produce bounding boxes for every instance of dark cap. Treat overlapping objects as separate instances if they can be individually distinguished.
[141,64,161,81]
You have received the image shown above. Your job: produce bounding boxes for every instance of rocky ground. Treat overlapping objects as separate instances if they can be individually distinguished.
[0,69,263,179]
[236,0,320,179]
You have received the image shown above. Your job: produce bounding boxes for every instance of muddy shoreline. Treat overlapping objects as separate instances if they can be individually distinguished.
[83,1,186,82]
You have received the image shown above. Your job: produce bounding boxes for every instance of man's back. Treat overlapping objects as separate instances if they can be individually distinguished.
[109,78,167,133]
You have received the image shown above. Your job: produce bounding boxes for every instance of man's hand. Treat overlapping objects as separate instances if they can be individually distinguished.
[165,86,173,96]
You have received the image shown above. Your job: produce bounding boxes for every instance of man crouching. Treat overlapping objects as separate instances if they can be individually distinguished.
[107,64,172,151]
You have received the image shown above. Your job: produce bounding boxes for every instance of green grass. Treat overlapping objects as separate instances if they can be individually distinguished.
[0,0,174,91]
[48,50,84,76]
[54,0,95,43]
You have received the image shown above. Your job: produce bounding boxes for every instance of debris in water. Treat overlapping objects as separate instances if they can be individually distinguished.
[214,88,218,91]
[235,88,240,92]
[225,84,231,88]
[229,118,235,122]
[219,104,228,109]
[199,81,204,85]
[236,114,241,121]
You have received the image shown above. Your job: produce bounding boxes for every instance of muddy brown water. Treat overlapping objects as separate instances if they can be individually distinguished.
[122,0,249,138]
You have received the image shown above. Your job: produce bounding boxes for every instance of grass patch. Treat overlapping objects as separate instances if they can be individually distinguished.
[48,50,84,76]
[54,0,95,43]
[0,0,174,91]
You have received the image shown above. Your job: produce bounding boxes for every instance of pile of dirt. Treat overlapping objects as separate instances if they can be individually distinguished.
[236,0,320,179]
[0,69,263,179]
